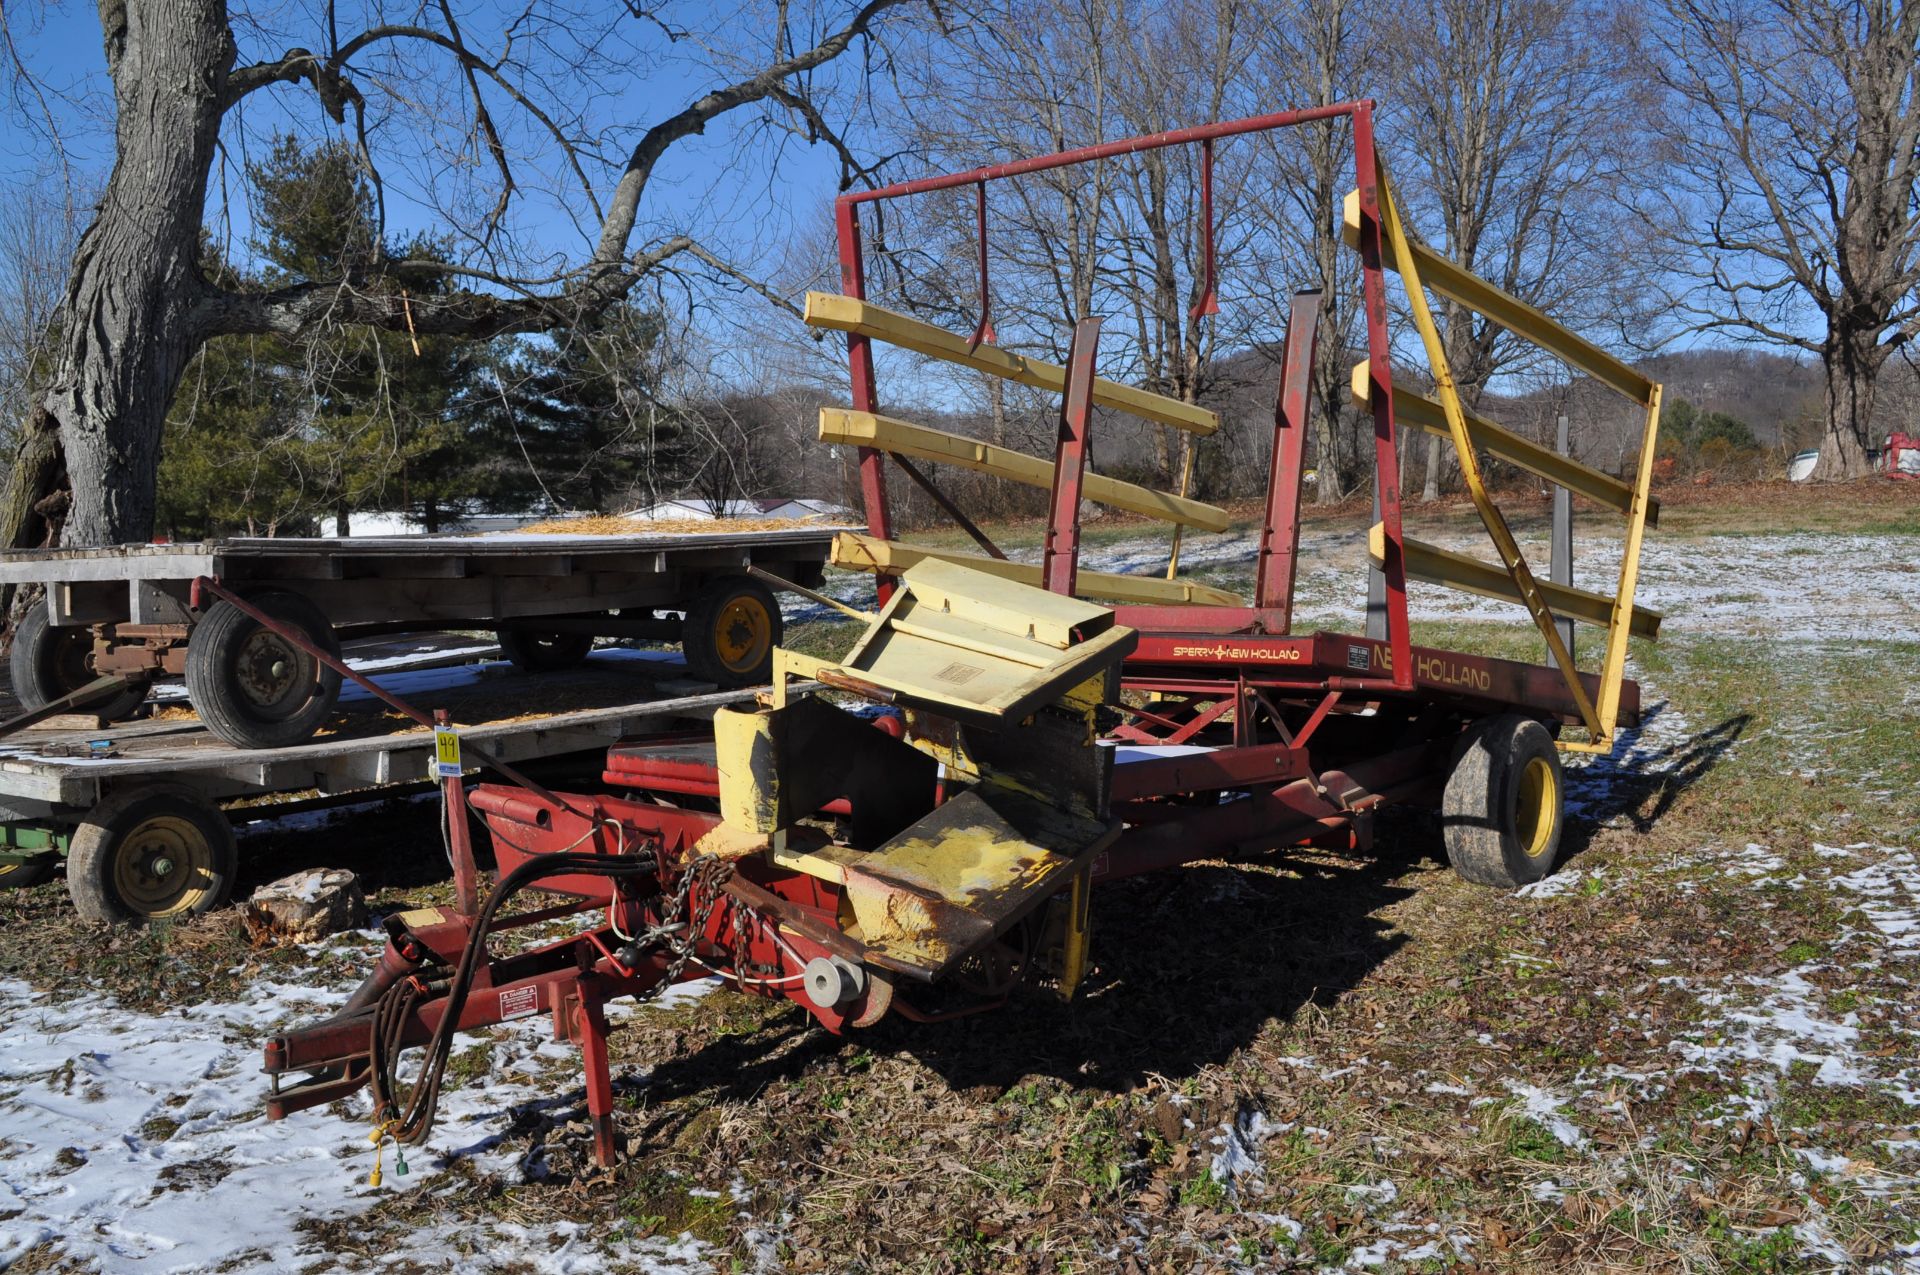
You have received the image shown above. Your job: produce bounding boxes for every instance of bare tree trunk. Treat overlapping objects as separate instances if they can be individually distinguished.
[42,0,230,546]
[1812,329,1877,479]
[1652,1,1920,482]
[13,0,911,549]
[1421,432,1445,503]
[0,405,66,628]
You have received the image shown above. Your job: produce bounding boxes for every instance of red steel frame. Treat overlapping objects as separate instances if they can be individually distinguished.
[828,101,1643,860]
[832,101,1416,686]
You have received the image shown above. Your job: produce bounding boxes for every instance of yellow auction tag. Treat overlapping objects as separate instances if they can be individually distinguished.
[432,727,463,778]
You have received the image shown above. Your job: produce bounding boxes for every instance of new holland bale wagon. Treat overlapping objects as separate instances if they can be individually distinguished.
[259,101,1665,1175]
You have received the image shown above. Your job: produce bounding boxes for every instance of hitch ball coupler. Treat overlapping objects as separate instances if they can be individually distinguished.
[802,956,867,1009]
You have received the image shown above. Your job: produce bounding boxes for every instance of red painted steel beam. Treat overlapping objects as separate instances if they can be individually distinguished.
[1044,317,1102,596]
[1255,291,1323,621]
[1349,105,1414,691]
[1100,739,1443,882]
[1117,630,1640,725]
[1109,741,1311,802]
[837,103,1366,206]
[833,200,895,602]
[1110,603,1285,634]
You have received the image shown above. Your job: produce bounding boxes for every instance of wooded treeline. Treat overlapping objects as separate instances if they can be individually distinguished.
[0,0,1914,571]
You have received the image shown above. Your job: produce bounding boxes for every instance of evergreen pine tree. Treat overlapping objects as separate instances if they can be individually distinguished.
[476,302,677,515]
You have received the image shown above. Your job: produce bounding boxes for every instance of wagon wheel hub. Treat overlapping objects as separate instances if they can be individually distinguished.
[237,630,305,709]
[112,815,213,915]
[714,599,771,671]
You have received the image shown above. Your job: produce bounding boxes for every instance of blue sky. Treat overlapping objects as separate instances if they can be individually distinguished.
[1,2,853,292]
[0,0,1819,404]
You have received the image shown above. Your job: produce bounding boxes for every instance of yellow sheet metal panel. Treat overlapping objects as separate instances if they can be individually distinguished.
[893,556,1113,649]
[713,705,778,833]
[1349,363,1661,528]
[804,788,1113,978]
[805,291,1220,435]
[1342,191,1655,407]
[808,556,1139,723]
[1369,525,1661,639]
[846,608,1137,723]
[829,533,1245,607]
[820,409,1233,532]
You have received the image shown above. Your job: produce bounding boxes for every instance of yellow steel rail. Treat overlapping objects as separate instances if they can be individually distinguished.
[830,532,1246,608]
[1351,162,1664,753]
[1367,525,1661,639]
[1349,365,1661,526]
[804,291,1219,435]
[1342,193,1655,405]
[819,409,1233,532]
[1598,384,1663,736]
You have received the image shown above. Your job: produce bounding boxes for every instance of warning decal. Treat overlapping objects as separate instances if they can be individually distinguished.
[500,985,539,1021]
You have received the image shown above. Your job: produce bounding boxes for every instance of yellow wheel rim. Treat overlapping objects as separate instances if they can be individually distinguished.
[0,861,22,881]
[712,596,772,673]
[1516,755,1558,859]
[110,815,216,917]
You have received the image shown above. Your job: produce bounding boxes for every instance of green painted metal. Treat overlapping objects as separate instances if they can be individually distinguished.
[1,822,70,860]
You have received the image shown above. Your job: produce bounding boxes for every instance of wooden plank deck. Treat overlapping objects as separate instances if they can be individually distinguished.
[0,645,751,815]
[0,525,850,580]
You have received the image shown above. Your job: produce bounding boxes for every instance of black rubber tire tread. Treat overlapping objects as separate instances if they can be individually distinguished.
[496,627,596,672]
[8,600,147,721]
[1441,714,1565,889]
[66,785,238,925]
[0,855,58,890]
[185,590,342,750]
[680,575,783,687]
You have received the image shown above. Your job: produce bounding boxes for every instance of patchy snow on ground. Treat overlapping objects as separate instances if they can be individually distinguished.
[0,953,720,1273]
[1514,832,1920,1213]
[1067,525,1920,644]
[1206,1109,1279,1188]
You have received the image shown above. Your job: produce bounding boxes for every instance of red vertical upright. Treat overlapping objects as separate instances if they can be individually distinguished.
[1254,290,1324,630]
[833,200,895,600]
[436,707,479,918]
[1350,103,1414,690]
[1043,317,1102,597]
[568,982,618,1168]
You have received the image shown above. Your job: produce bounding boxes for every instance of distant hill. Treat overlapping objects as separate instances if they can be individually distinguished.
[1626,349,1823,447]
[1193,342,1829,493]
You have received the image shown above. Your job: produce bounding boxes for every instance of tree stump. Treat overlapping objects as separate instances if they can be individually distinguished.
[240,868,368,943]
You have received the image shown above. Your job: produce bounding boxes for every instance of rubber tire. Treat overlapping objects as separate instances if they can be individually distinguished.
[8,600,148,721]
[680,576,782,687]
[0,855,58,889]
[1441,714,1565,889]
[496,627,596,672]
[185,591,342,750]
[66,786,238,925]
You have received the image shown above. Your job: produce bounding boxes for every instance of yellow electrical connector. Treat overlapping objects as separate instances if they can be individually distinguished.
[367,1119,400,1187]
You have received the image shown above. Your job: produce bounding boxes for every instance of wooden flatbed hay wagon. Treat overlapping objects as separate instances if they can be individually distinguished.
[0,524,841,750]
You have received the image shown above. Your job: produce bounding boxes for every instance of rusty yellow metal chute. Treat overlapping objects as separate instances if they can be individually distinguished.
[717,558,1136,993]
